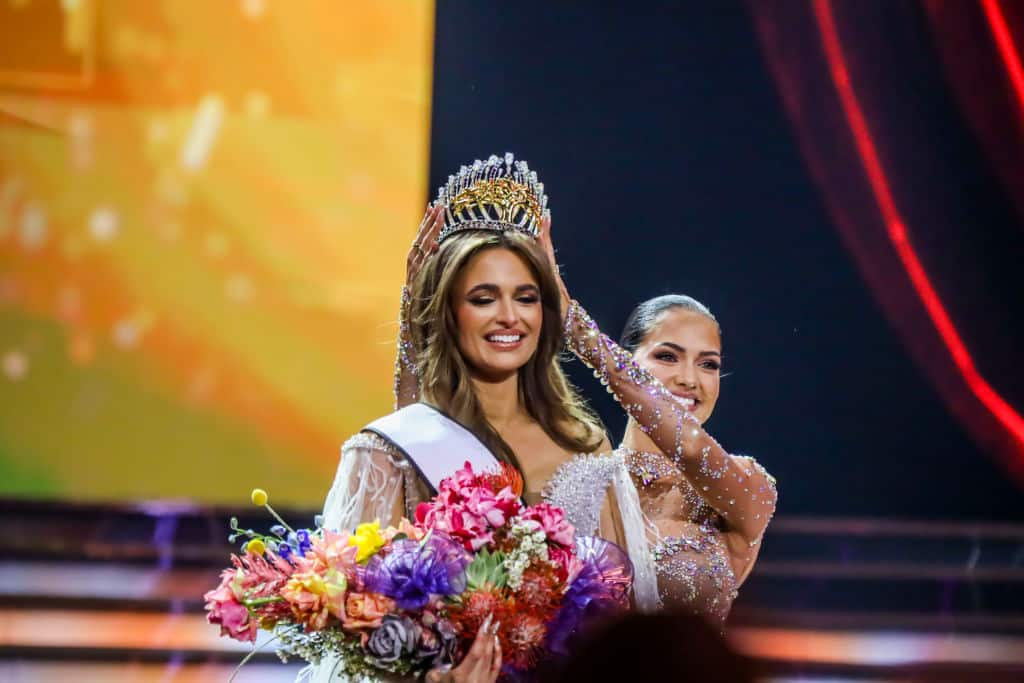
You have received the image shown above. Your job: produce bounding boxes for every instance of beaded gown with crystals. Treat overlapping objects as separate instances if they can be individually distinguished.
[549,300,778,627]
[305,301,775,680]
[390,293,776,626]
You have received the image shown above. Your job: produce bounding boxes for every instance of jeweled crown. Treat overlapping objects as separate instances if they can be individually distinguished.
[433,153,548,243]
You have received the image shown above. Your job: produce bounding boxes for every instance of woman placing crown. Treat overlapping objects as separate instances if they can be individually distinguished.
[555,296,778,627]
[395,155,777,629]
[313,155,621,683]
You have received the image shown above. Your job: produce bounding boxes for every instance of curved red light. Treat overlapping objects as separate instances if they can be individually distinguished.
[812,0,1024,456]
[981,0,1024,120]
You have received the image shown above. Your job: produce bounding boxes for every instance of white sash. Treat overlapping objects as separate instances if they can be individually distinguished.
[364,403,501,494]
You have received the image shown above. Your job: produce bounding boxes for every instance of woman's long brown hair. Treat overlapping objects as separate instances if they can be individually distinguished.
[408,230,604,475]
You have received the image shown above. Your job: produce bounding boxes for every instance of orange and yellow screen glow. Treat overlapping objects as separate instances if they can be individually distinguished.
[0,1,435,506]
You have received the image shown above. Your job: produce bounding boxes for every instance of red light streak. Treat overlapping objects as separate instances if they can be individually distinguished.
[811,0,1024,454]
[981,0,1024,119]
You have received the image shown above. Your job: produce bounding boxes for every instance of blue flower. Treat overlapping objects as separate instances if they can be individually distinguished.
[286,529,313,556]
[295,529,312,553]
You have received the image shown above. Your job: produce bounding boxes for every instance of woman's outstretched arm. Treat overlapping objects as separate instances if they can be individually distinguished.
[562,300,776,548]
[536,214,776,547]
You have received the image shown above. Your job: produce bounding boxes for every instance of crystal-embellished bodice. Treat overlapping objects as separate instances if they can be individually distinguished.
[622,447,737,625]
[542,451,626,537]
[542,450,662,613]
[389,294,777,624]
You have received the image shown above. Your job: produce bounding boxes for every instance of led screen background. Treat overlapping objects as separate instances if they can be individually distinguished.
[0,0,434,506]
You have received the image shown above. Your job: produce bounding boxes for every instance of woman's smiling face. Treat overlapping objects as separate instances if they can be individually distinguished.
[633,308,722,425]
[451,247,543,381]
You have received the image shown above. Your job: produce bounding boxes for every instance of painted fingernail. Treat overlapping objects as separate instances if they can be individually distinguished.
[491,621,501,634]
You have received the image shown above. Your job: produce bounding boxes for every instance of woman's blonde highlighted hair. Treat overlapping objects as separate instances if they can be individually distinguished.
[408,230,604,474]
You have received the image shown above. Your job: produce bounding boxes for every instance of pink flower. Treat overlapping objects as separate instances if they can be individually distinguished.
[415,501,433,526]
[341,591,396,629]
[520,503,575,547]
[465,486,520,527]
[303,529,359,576]
[449,461,481,490]
[204,569,258,642]
[548,545,584,585]
[416,462,522,551]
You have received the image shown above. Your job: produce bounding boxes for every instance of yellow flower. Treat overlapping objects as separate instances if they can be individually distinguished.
[349,520,386,563]
[246,538,266,555]
[287,571,326,596]
[251,488,268,506]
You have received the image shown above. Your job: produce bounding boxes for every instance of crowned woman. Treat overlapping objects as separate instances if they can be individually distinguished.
[392,156,778,633]
[312,155,632,683]
[317,155,775,682]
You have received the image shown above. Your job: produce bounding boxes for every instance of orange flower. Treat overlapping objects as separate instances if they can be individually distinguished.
[281,567,347,631]
[484,462,524,497]
[384,518,426,542]
[342,591,397,629]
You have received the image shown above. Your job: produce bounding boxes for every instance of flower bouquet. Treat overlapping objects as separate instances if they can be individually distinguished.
[205,462,632,681]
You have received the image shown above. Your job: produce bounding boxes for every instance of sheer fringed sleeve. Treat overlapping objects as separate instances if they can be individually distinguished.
[563,300,778,549]
[321,432,417,533]
[302,434,424,683]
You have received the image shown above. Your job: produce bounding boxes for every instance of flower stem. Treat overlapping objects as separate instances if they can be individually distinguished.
[264,503,296,536]
[227,626,297,683]
[244,596,284,607]
[228,634,277,683]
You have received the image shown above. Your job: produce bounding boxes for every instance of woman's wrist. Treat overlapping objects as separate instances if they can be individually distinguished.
[558,286,571,323]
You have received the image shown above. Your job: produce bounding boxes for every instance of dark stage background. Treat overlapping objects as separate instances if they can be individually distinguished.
[428,0,1024,521]
[4,2,1024,680]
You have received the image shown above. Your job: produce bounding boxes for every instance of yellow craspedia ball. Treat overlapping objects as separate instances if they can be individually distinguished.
[246,538,266,555]
[251,488,268,506]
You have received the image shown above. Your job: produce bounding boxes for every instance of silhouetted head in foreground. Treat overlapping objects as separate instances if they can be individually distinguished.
[544,611,755,683]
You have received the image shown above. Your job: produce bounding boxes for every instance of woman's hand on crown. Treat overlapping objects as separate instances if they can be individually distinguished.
[537,211,571,320]
[407,204,445,287]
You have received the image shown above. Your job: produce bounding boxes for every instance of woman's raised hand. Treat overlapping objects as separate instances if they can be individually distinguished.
[536,212,571,319]
[426,614,502,683]
[407,204,446,287]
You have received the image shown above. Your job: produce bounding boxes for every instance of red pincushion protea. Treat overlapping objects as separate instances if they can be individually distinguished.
[514,565,561,614]
[448,588,510,655]
[503,611,550,670]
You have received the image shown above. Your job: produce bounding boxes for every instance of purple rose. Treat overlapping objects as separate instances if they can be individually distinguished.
[366,615,420,664]
[416,617,458,667]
